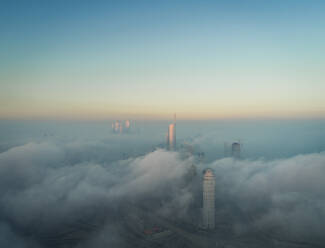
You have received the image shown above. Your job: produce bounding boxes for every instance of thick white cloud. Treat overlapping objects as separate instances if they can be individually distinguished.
[208,152,325,242]
[1,137,325,247]
[0,142,195,247]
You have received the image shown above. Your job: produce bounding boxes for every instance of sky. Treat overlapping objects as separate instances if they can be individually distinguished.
[1,0,325,120]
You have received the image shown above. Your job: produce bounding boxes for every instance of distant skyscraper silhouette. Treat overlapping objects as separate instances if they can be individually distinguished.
[231,142,240,158]
[125,120,130,129]
[112,120,122,133]
[166,114,176,150]
[112,120,131,134]
[202,169,215,229]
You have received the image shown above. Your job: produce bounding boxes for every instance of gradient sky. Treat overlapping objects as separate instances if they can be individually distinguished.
[1,0,325,120]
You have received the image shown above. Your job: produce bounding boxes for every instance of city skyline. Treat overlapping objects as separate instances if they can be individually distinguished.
[1,2,325,247]
[1,1,325,120]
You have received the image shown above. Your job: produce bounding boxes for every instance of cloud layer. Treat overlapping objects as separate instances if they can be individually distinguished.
[209,153,325,244]
[0,142,195,247]
[0,120,325,247]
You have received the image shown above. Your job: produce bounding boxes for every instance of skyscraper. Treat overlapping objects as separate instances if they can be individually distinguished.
[124,120,131,133]
[202,169,215,229]
[125,120,130,129]
[112,120,122,133]
[231,142,240,158]
[166,114,176,150]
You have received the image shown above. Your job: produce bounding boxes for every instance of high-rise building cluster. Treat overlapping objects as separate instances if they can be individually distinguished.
[163,117,245,231]
[112,120,131,134]
[164,116,215,230]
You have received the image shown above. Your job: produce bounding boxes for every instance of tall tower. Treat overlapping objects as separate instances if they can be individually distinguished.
[231,142,240,158]
[203,169,215,229]
[125,120,130,129]
[124,120,131,132]
[113,120,121,133]
[167,114,176,150]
